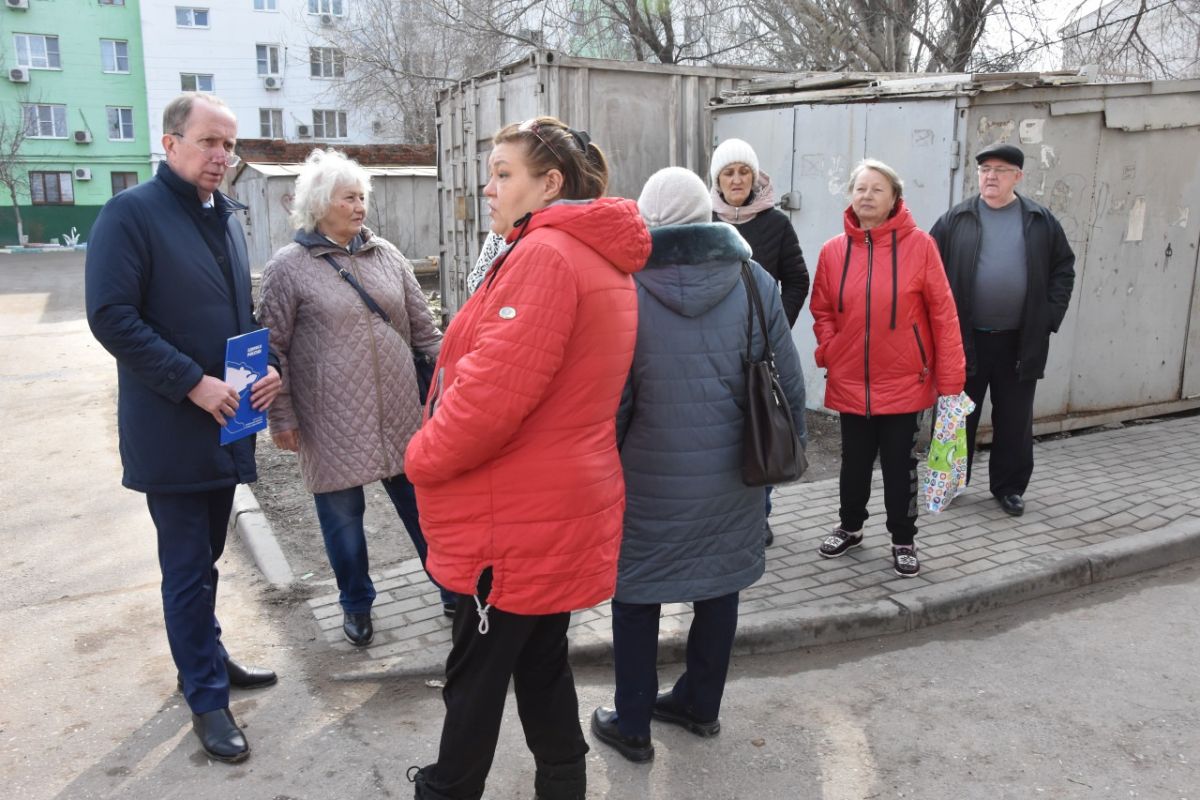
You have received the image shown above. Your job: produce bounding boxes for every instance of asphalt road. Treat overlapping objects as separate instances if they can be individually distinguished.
[3,252,1196,800]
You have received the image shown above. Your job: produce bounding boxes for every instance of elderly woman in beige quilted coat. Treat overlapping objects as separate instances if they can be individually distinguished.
[257,149,453,648]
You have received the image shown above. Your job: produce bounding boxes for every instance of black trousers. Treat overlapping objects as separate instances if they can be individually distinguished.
[145,487,236,714]
[420,574,589,800]
[964,330,1038,497]
[611,592,740,738]
[839,412,919,545]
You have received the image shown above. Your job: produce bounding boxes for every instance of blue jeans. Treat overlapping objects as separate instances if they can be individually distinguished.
[312,473,454,613]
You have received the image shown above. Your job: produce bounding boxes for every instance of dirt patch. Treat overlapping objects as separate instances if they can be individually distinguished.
[252,409,844,581]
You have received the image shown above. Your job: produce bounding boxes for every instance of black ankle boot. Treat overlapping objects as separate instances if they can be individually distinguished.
[408,764,457,800]
[533,756,586,800]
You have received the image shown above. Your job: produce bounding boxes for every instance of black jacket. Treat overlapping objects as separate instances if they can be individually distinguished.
[713,207,809,327]
[86,161,260,492]
[930,194,1075,380]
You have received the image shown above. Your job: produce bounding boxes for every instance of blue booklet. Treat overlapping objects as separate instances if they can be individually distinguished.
[220,328,270,445]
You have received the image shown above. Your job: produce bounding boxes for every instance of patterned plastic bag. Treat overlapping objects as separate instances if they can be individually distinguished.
[924,392,977,513]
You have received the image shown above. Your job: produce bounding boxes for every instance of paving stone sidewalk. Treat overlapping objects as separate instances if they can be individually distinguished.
[298,416,1200,680]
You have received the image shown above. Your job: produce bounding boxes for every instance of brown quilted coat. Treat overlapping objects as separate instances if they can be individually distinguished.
[257,227,442,493]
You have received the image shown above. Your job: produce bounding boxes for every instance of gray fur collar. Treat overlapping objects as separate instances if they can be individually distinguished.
[646,222,752,267]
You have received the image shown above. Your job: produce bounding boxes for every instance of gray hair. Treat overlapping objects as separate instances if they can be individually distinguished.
[847,158,904,200]
[290,149,372,232]
[162,92,231,136]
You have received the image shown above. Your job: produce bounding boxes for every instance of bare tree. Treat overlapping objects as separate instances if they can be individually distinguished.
[313,0,765,141]
[317,0,1196,143]
[1059,0,1200,79]
[0,107,29,246]
[742,0,1050,72]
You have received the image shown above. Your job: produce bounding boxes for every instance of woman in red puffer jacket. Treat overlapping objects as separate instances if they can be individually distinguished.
[404,117,650,800]
[810,158,964,579]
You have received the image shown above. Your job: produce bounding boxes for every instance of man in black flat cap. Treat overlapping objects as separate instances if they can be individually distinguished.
[930,143,1075,516]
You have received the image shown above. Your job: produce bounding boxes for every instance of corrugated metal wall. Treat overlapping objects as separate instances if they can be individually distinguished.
[713,79,1200,431]
[435,51,765,317]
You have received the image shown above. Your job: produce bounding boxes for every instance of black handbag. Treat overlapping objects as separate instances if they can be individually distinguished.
[320,253,436,404]
[740,262,807,486]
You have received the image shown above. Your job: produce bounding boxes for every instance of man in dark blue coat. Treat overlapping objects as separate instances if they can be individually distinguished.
[86,93,281,763]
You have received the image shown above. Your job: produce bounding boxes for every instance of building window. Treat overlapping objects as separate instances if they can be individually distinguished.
[22,104,68,139]
[259,108,283,138]
[111,172,138,194]
[13,34,61,70]
[256,44,280,75]
[180,73,214,92]
[29,172,75,206]
[106,107,135,141]
[176,7,210,27]
[312,110,347,139]
[307,0,343,15]
[100,39,130,73]
[309,47,345,78]
[254,0,277,10]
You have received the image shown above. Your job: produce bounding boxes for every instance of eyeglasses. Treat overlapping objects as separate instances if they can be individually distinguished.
[977,165,1019,176]
[518,118,564,165]
[170,132,241,167]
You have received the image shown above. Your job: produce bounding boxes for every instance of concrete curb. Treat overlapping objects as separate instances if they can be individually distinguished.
[333,516,1200,681]
[232,485,294,586]
[236,475,1200,681]
[595,515,1200,671]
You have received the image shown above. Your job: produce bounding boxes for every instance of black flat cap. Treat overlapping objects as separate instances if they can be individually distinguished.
[975,143,1024,169]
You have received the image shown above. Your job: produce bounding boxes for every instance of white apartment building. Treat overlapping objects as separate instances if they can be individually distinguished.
[140,0,389,159]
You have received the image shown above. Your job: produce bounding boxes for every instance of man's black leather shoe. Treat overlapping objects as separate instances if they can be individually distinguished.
[343,611,374,647]
[651,690,721,737]
[225,658,277,689]
[177,658,277,692]
[192,707,249,763]
[997,494,1025,516]
[590,707,653,763]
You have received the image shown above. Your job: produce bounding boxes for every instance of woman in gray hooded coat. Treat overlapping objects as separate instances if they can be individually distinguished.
[591,167,806,763]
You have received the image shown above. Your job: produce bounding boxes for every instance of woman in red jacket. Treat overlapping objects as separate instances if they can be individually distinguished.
[811,159,965,578]
[404,118,651,800]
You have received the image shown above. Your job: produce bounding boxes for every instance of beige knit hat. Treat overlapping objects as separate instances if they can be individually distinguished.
[638,167,712,228]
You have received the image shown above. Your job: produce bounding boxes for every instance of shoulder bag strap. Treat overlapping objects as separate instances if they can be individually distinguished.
[740,261,776,368]
[320,252,392,326]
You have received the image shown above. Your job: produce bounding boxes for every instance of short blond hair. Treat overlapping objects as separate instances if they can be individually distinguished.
[163,92,232,136]
[290,149,372,232]
[847,158,904,200]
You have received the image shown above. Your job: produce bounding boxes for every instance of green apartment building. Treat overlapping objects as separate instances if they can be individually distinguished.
[1,0,150,245]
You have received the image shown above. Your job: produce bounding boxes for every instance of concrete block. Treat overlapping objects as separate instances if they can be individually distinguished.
[233,508,294,586]
[1086,516,1200,583]
[986,550,1026,566]
[891,551,1092,629]
[1134,514,1170,531]
[732,598,910,654]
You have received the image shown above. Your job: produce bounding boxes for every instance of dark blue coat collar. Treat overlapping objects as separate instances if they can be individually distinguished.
[156,160,247,214]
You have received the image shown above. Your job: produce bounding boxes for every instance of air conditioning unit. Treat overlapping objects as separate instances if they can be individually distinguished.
[73,130,93,144]
[74,167,92,181]
[263,75,282,90]
[8,66,29,83]
[6,0,31,10]
[296,124,312,138]
[319,12,334,25]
